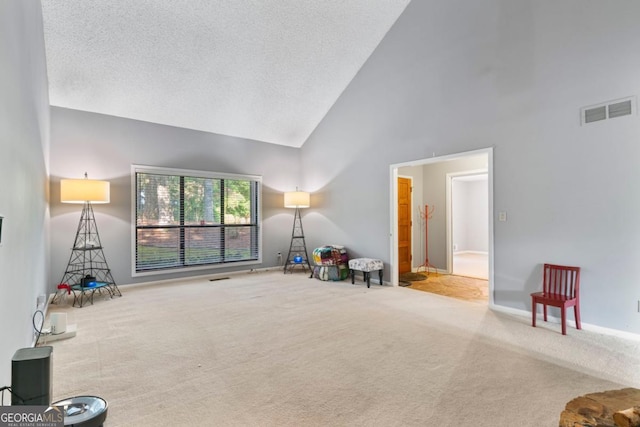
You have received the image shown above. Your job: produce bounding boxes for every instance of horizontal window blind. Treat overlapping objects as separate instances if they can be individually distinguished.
[133,166,261,273]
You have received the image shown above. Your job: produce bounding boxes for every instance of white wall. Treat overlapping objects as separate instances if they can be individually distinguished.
[301,0,640,334]
[0,1,50,393]
[49,108,302,286]
[452,177,488,253]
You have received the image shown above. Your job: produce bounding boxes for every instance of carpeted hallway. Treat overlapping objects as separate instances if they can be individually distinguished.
[45,271,640,426]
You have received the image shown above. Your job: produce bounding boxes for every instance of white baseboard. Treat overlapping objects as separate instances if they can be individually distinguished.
[122,265,287,289]
[411,267,447,275]
[453,250,488,255]
[490,303,640,341]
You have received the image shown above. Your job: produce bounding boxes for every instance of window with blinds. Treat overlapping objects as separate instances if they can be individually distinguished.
[133,166,261,274]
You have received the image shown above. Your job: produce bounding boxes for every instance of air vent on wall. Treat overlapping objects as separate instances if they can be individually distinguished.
[581,96,636,125]
[584,106,606,123]
[608,99,633,118]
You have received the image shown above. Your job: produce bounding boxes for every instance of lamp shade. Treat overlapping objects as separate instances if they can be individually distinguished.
[284,191,310,208]
[61,179,110,204]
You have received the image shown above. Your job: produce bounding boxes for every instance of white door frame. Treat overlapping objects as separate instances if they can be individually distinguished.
[389,147,495,307]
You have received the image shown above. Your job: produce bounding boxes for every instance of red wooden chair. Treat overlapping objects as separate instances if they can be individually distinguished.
[531,263,581,335]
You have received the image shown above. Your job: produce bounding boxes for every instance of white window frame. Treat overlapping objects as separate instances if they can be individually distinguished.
[131,164,262,277]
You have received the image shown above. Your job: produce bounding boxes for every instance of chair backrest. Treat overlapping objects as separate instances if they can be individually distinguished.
[543,263,580,298]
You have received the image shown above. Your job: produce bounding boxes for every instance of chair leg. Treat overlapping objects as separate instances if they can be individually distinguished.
[543,304,548,322]
[532,300,537,327]
[561,306,567,335]
[378,269,383,285]
[364,272,371,288]
[574,304,582,330]
[350,269,355,284]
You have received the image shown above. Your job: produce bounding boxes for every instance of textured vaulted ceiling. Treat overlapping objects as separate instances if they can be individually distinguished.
[41,1,410,147]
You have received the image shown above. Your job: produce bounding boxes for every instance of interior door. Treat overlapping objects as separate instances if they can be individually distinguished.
[398,177,412,275]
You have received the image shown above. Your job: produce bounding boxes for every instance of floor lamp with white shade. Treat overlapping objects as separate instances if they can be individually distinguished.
[283,190,311,274]
[54,173,121,306]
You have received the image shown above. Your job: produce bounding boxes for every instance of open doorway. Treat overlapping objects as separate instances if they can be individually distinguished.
[390,148,494,306]
[448,173,489,280]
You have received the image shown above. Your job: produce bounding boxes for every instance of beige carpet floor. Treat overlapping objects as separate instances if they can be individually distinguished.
[44,271,640,426]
